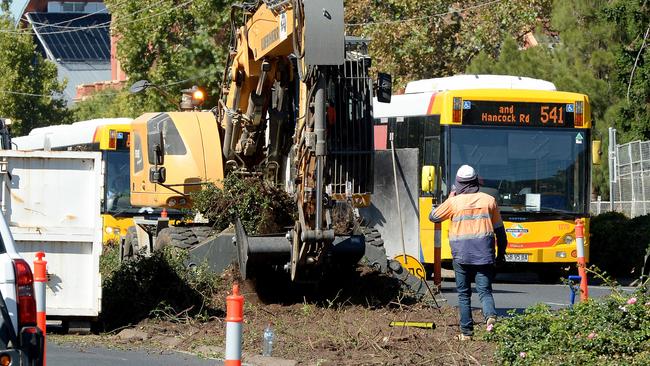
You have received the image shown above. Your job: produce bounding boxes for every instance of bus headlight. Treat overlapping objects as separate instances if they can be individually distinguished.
[556,251,567,258]
[105,226,113,234]
[564,235,574,244]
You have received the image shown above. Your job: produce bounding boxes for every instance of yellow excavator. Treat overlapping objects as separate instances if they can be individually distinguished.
[122,0,426,288]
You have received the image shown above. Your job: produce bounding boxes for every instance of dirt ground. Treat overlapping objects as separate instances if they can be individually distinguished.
[56,267,496,365]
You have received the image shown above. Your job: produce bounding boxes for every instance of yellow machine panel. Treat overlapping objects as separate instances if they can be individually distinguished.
[130,112,224,209]
[102,214,134,243]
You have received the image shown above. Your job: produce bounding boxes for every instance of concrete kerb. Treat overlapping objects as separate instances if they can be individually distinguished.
[165,341,298,366]
[243,354,298,366]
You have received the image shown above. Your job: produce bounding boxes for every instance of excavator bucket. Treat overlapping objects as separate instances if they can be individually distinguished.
[234,219,366,281]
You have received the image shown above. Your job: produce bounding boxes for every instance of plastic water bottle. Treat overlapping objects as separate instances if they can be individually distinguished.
[262,324,274,357]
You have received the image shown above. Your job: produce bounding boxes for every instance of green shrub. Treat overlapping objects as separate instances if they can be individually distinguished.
[484,282,650,365]
[590,212,648,277]
[190,174,296,235]
[100,246,223,330]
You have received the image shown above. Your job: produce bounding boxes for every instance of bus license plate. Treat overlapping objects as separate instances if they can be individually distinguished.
[505,254,529,262]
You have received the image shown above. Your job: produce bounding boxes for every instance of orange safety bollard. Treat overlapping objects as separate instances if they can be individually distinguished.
[33,252,47,365]
[575,219,589,301]
[161,208,168,218]
[433,222,442,288]
[225,283,244,366]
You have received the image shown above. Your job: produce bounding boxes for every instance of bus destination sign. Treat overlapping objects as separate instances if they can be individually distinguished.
[462,101,575,128]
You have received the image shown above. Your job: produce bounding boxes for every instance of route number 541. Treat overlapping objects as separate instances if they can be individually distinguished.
[540,106,564,125]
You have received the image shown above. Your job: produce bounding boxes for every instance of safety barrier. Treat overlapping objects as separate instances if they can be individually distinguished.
[33,251,47,365]
[225,283,244,366]
[575,219,589,301]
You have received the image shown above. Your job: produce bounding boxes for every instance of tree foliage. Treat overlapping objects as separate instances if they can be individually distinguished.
[102,0,231,113]
[81,0,554,114]
[344,0,552,89]
[468,0,649,198]
[72,89,147,121]
[191,174,296,235]
[0,15,70,135]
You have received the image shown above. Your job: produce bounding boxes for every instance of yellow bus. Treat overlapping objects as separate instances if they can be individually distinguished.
[372,75,593,282]
[14,119,135,243]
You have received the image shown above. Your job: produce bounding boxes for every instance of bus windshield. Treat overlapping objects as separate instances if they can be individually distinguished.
[104,150,133,214]
[448,127,588,214]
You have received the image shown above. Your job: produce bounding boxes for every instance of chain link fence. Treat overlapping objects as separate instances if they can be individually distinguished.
[591,140,650,217]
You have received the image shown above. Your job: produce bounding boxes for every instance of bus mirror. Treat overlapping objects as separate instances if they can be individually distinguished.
[592,140,602,165]
[376,73,392,103]
[149,166,166,184]
[422,165,436,193]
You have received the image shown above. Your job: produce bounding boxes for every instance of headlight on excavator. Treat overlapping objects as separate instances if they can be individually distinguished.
[192,89,204,104]
[166,196,189,208]
[180,86,206,110]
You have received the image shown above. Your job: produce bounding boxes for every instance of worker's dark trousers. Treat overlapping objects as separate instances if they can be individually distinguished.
[452,260,497,336]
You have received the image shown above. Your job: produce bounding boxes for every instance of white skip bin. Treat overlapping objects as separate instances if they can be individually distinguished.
[0,150,102,320]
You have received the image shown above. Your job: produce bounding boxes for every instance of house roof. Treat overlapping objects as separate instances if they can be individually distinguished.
[6,0,29,24]
[26,12,111,62]
[56,61,111,106]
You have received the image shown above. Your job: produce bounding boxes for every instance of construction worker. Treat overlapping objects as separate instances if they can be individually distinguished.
[429,165,507,340]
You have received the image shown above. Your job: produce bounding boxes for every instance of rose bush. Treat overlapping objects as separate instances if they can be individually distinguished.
[484,277,650,365]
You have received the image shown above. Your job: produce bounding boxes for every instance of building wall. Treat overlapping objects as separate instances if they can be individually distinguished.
[110,34,127,82]
[25,0,105,14]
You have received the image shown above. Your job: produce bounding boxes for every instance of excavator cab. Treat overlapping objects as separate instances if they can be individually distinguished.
[129,112,224,210]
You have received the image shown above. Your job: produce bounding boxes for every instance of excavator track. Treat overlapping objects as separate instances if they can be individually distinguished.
[360,227,429,299]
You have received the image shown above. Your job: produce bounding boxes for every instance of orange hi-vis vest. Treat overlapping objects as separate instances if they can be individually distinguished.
[430,192,504,265]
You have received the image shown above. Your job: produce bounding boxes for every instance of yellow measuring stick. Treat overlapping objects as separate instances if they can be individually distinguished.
[389,321,435,329]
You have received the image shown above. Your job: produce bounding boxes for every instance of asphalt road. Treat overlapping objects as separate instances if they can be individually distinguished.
[437,272,635,315]
[47,342,222,366]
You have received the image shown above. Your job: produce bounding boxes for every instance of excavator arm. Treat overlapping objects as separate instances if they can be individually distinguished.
[220,0,387,281]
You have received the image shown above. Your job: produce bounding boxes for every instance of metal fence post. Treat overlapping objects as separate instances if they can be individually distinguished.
[608,127,617,211]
